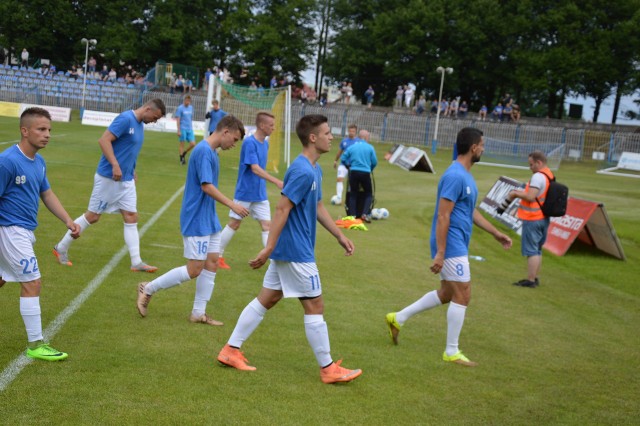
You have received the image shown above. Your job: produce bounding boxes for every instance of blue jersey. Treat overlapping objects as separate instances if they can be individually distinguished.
[339,137,359,164]
[180,140,222,236]
[271,155,322,263]
[341,141,377,173]
[0,145,51,230]
[207,109,227,134]
[96,110,144,181]
[430,161,478,259]
[175,104,193,131]
[234,135,269,202]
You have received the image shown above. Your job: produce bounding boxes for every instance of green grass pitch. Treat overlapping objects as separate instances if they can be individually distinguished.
[0,112,639,424]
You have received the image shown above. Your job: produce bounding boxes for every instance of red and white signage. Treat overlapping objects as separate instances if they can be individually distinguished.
[480,177,625,260]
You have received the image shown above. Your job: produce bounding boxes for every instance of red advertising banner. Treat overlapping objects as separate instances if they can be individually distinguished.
[480,177,626,260]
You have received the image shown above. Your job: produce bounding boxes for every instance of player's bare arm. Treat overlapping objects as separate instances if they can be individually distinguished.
[472,209,512,249]
[250,164,283,189]
[97,130,121,181]
[317,201,354,256]
[200,183,249,218]
[249,195,293,269]
[40,189,81,238]
[430,198,454,274]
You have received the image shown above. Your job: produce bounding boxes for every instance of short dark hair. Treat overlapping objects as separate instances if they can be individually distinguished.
[529,151,547,164]
[145,98,166,116]
[216,115,245,139]
[296,114,328,147]
[456,127,483,156]
[20,107,51,127]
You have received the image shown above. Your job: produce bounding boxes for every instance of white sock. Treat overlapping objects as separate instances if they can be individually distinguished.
[228,298,267,348]
[336,182,344,199]
[445,302,467,356]
[261,231,269,247]
[124,223,142,266]
[20,297,43,342]
[304,314,332,367]
[145,266,191,295]
[396,290,442,325]
[219,225,236,257]
[56,214,91,252]
[192,269,216,317]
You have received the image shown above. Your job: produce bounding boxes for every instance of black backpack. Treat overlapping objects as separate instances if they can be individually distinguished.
[536,171,568,217]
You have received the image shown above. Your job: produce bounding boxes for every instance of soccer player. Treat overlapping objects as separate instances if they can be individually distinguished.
[385,127,512,367]
[0,107,82,361]
[217,111,284,269]
[136,116,249,325]
[53,99,166,272]
[332,124,359,204]
[205,100,227,136]
[176,95,195,165]
[217,114,362,384]
[507,151,553,288]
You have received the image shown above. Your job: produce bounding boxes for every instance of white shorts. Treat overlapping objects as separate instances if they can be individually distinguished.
[183,233,221,260]
[263,260,322,298]
[0,226,40,283]
[228,199,271,221]
[337,164,349,179]
[88,173,137,214]
[440,256,471,282]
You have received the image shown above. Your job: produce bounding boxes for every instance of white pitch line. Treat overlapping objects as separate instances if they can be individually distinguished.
[0,185,185,392]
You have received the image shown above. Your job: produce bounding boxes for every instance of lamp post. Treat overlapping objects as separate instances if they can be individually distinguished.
[81,38,97,112]
[431,66,453,154]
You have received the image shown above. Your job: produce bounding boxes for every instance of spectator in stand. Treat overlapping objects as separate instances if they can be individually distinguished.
[21,48,29,69]
[69,65,79,80]
[100,65,109,81]
[270,76,277,88]
[345,82,353,105]
[257,83,265,97]
[492,103,503,121]
[319,91,328,107]
[175,75,185,93]
[502,102,513,122]
[169,73,176,93]
[511,104,521,122]
[479,104,488,121]
[185,76,193,93]
[364,86,374,108]
[458,101,469,118]
[441,98,449,116]
[416,96,427,115]
[395,86,404,107]
[404,85,414,108]
[88,57,97,75]
[449,98,459,118]
[502,93,512,107]
[430,99,438,116]
[108,68,117,83]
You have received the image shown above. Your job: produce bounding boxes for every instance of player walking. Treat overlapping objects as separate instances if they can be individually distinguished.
[0,108,81,361]
[136,116,249,325]
[217,114,362,384]
[53,99,166,272]
[385,127,512,366]
[217,112,283,269]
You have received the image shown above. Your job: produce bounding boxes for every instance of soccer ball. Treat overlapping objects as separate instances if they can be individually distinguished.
[330,195,342,205]
[378,208,389,219]
[371,208,383,220]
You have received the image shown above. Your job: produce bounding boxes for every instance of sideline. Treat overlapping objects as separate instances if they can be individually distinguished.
[0,185,185,392]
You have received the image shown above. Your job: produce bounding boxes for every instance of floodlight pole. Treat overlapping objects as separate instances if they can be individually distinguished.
[431,66,453,154]
[81,38,97,111]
